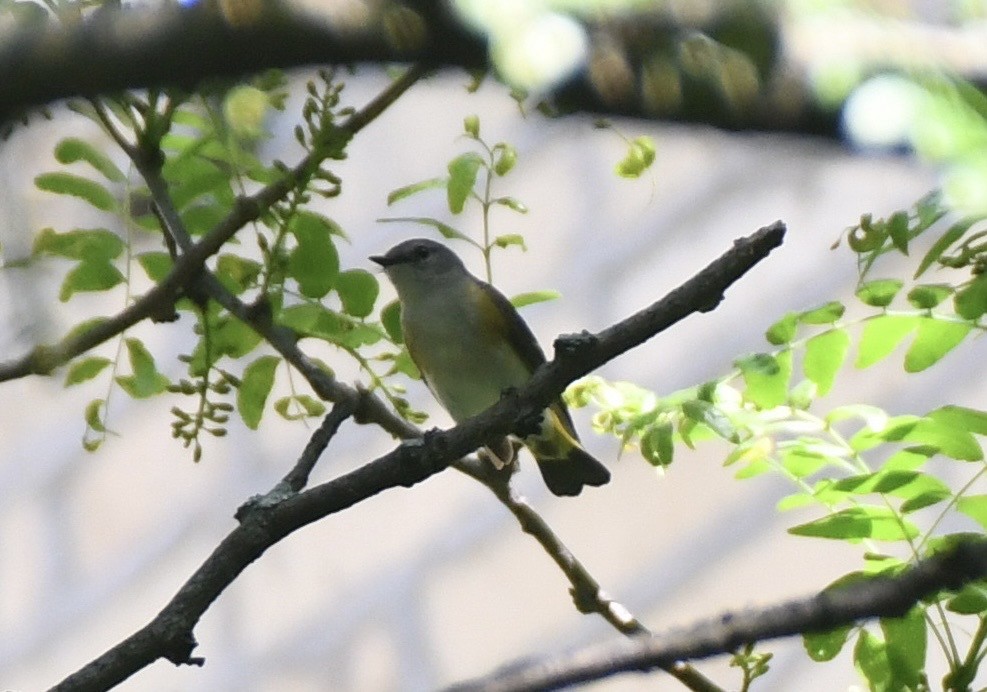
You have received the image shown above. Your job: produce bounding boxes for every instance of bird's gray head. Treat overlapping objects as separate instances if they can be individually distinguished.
[370,238,469,293]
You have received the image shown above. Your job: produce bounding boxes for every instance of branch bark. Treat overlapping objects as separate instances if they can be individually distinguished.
[50,221,786,691]
[446,539,987,692]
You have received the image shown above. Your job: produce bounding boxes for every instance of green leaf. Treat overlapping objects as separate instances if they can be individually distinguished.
[855,315,918,369]
[33,227,124,261]
[216,254,262,294]
[377,217,472,243]
[881,608,926,691]
[788,506,919,542]
[288,211,339,299]
[85,398,107,433]
[803,328,850,396]
[640,421,674,467]
[35,172,117,211]
[804,625,853,662]
[615,136,656,178]
[887,210,910,255]
[54,137,126,182]
[115,338,169,398]
[736,351,791,409]
[856,279,903,308]
[336,269,379,318]
[381,299,403,343]
[904,318,971,372]
[493,233,527,250]
[274,394,326,421]
[957,495,987,530]
[765,311,798,345]
[928,405,987,435]
[279,304,382,348]
[946,583,987,615]
[904,418,982,461]
[65,356,112,386]
[849,415,921,453]
[681,399,737,441]
[798,301,845,325]
[386,177,446,206]
[493,143,518,176]
[954,273,987,320]
[464,114,480,138]
[446,152,484,213]
[137,251,173,282]
[906,283,952,310]
[493,196,528,213]
[238,355,280,429]
[212,317,262,359]
[780,449,830,478]
[510,290,562,308]
[854,629,891,692]
[915,219,969,278]
[59,259,125,301]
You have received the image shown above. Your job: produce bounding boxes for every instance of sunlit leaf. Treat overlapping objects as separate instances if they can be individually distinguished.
[855,315,918,369]
[881,608,926,691]
[736,351,791,409]
[903,317,970,372]
[447,152,484,213]
[54,137,126,183]
[35,172,117,211]
[955,273,987,320]
[765,311,798,345]
[803,328,850,395]
[789,506,919,541]
[957,495,987,530]
[238,355,280,429]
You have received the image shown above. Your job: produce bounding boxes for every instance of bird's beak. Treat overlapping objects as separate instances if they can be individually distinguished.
[369,254,390,267]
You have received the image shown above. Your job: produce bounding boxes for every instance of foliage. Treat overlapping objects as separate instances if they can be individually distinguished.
[568,193,987,690]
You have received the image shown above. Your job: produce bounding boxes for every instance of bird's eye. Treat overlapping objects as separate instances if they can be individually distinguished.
[413,245,431,261]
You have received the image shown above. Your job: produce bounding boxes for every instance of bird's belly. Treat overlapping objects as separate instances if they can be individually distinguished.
[406,316,530,421]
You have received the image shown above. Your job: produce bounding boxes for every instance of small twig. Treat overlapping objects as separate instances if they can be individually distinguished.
[445,539,987,692]
[280,401,355,492]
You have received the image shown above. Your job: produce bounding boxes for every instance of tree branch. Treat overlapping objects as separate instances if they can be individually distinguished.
[445,539,987,692]
[51,222,786,691]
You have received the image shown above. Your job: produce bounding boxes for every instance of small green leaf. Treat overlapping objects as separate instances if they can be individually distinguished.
[788,506,919,541]
[804,625,853,662]
[137,251,173,282]
[59,259,125,301]
[803,328,850,396]
[274,395,326,421]
[216,254,262,294]
[279,304,382,348]
[464,114,480,138]
[238,355,280,429]
[887,210,910,255]
[854,629,891,691]
[856,279,903,308]
[85,398,107,433]
[447,152,484,213]
[212,317,262,359]
[493,196,528,213]
[928,405,987,436]
[33,227,124,261]
[615,136,656,178]
[881,608,926,691]
[915,219,969,278]
[511,290,562,308]
[65,356,112,386]
[681,399,737,441]
[336,269,379,318]
[54,137,126,182]
[386,177,446,206]
[288,211,339,299]
[35,172,117,211]
[798,301,845,325]
[905,417,982,461]
[957,495,987,530]
[640,421,674,467]
[855,315,918,369]
[381,299,403,343]
[493,233,527,250]
[115,338,169,398]
[946,583,987,615]
[736,351,791,409]
[904,317,971,372]
[954,273,987,320]
[765,312,798,345]
[493,144,518,176]
[906,283,952,309]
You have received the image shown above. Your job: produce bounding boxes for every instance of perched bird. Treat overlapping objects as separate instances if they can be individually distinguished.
[370,238,610,496]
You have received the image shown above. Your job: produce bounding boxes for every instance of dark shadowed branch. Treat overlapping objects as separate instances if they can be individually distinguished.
[51,222,786,691]
[446,539,987,692]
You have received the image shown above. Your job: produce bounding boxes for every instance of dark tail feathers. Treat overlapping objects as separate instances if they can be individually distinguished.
[536,447,610,497]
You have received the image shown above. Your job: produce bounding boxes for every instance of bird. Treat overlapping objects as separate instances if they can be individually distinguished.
[370,238,610,496]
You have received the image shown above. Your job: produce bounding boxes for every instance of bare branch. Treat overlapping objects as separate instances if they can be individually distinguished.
[51,222,785,691]
[445,539,987,692]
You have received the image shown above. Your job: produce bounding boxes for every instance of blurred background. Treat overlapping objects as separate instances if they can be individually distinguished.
[2,1,986,690]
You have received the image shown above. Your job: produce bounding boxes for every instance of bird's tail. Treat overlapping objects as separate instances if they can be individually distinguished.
[526,405,610,496]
